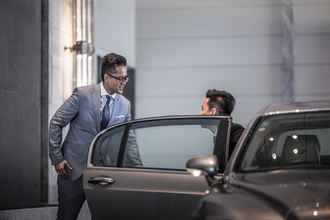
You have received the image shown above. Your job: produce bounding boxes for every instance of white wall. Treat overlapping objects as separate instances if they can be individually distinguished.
[48,0,74,204]
[135,0,330,125]
[94,0,136,66]
[294,2,330,102]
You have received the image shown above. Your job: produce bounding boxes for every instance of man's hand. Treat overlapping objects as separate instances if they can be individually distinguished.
[55,160,72,175]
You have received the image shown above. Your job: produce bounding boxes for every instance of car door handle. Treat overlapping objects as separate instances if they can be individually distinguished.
[88,176,115,186]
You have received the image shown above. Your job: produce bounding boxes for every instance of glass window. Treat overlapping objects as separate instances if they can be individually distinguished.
[124,124,214,169]
[240,111,330,172]
[92,126,126,166]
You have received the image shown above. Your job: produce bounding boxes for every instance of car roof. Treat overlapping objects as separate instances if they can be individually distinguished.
[257,100,330,117]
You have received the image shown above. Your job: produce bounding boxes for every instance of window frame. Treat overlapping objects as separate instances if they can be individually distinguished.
[87,115,231,171]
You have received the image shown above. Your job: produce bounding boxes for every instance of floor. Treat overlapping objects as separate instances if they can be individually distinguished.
[0,202,91,220]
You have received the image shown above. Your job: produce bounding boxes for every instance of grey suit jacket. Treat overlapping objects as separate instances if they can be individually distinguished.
[49,84,141,180]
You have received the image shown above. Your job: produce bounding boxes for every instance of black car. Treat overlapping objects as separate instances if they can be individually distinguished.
[188,101,330,220]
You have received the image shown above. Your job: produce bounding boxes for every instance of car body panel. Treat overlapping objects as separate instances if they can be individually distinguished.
[198,170,330,220]
[84,168,208,220]
[255,100,330,117]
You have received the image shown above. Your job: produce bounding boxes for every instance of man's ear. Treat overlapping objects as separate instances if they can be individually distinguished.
[104,73,109,81]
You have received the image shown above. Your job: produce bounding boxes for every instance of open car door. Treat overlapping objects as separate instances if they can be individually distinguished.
[83,116,230,220]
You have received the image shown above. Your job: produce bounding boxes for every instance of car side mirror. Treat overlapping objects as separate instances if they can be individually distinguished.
[186,155,219,186]
[186,155,218,177]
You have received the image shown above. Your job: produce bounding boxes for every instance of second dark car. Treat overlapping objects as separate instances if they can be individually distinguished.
[188,101,330,220]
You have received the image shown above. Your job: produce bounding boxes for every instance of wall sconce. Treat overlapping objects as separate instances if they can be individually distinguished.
[64,40,94,55]
[66,0,95,87]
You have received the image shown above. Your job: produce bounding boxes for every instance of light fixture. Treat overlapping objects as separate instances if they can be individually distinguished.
[65,40,94,55]
[65,0,95,87]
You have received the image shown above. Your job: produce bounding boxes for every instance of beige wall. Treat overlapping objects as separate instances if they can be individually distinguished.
[135,0,330,125]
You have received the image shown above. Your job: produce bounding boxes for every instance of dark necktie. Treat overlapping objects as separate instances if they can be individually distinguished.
[100,95,111,131]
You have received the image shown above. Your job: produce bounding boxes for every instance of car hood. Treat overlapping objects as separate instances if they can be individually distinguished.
[231,170,330,219]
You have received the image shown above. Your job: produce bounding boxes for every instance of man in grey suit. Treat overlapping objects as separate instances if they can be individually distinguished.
[49,52,142,220]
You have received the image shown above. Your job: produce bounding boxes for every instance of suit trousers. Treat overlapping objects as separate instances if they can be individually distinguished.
[57,175,86,220]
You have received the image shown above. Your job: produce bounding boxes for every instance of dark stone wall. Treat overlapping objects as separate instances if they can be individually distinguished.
[0,0,48,209]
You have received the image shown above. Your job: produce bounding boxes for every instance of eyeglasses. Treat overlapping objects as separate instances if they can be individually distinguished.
[108,74,129,82]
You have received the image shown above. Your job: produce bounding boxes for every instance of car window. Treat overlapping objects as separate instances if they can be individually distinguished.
[240,111,330,171]
[91,126,126,167]
[91,117,229,170]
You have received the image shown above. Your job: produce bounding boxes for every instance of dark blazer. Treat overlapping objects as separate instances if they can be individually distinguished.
[49,84,141,180]
[229,122,244,158]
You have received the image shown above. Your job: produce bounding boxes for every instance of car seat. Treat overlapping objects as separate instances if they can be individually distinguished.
[281,134,320,165]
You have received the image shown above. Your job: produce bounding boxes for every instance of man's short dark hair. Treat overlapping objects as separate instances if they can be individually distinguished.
[206,89,236,115]
[101,53,127,81]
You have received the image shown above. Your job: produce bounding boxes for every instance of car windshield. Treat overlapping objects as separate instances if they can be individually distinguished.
[240,111,330,172]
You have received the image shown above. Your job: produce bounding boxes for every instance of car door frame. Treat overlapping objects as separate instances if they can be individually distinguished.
[84,115,231,220]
